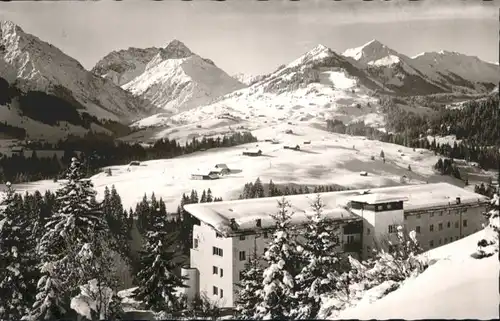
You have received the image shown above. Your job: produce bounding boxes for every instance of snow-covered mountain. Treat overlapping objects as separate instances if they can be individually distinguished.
[411,51,499,92]
[0,21,154,123]
[163,44,387,129]
[93,40,245,126]
[232,73,265,86]
[343,39,499,95]
[92,47,162,87]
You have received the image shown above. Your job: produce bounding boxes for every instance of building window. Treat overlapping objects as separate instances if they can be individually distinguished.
[239,271,245,281]
[213,247,223,257]
[194,239,199,249]
[455,236,459,241]
[430,224,434,232]
[239,251,246,261]
[439,239,442,245]
[439,211,443,216]
[438,223,443,231]
[263,232,268,238]
[463,219,468,227]
[220,269,223,277]
[220,289,224,298]
[388,225,397,234]
[213,286,218,295]
[416,214,421,219]
[429,240,434,247]
[387,203,392,210]
[212,266,218,275]
[367,228,371,235]
[376,205,382,211]
[346,234,355,243]
[447,222,451,228]
[455,221,459,228]
[444,237,448,243]
[416,226,421,233]
[239,235,246,241]
[430,212,434,217]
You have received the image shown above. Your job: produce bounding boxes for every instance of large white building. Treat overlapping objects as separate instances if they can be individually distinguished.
[181,182,489,308]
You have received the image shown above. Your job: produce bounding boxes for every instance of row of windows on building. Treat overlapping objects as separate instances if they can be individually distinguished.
[212,247,269,260]
[411,208,466,220]
[382,219,468,235]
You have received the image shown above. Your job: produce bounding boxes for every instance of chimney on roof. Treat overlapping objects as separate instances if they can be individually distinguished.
[256,219,262,227]
[456,197,461,204]
[230,218,238,230]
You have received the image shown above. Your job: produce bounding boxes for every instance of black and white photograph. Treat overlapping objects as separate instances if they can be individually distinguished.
[0,0,498,320]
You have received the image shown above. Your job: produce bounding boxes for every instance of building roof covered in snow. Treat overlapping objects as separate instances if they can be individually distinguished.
[183,183,489,236]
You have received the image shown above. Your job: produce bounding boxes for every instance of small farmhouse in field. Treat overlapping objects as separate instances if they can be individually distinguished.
[215,164,230,175]
[129,161,141,166]
[242,149,262,157]
[191,169,220,180]
[284,144,300,151]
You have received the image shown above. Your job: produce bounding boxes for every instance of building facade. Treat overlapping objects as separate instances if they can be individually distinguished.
[182,183,489,308]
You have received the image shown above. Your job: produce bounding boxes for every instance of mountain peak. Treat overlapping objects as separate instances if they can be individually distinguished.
[342,39,400,64]
[0,20,23,34]
[161,39,193,59]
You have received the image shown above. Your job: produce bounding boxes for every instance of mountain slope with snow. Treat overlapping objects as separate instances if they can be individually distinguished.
[333,230,499,320]
[0,21,154,123]
[412,51,499,92]
[233,73,266,86]
[343,40,499,95]
[165,45,386,127]
[92,47,162,87]
[92,40,245,128]
[343,40,451,95]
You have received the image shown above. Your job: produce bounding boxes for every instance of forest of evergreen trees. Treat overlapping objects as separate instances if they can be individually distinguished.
[238,177,349,199]
[0,158,228,320]
[0,131,257,183]
[326,94,499,171]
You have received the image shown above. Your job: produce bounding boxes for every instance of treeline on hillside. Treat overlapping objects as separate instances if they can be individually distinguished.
[326,96,499,170]
[378,94,499,146]
[0,76,131,137]
[0,158,227,320]
[0,131,257,183]
[239,177,349,199]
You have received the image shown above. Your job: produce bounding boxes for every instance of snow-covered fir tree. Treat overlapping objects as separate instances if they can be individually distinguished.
[234,246,264,319]
[134,206,186,312]
[0,182,38,320]
[30,158,111,320]
[102,185,131,262]
[254,197,301,319]
[476,193,499,258]
[294,194,342,319]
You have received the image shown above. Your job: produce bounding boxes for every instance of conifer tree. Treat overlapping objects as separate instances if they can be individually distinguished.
[134,208,186,312]
[0,182,37,320]
[206,188,213,202]
[294,195,342,319]
[30,158,110,320]
[235,246,264,319]
[254,197,301,319]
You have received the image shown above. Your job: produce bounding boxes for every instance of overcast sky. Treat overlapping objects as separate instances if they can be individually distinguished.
[0,0,497,75]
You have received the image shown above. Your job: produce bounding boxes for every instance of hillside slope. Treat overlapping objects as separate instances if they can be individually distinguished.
[0,21,154,122]
[333,230,499,319]
[93,40,245,128]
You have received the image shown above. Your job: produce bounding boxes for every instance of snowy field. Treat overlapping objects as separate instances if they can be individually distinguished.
[4,124,478,212]
[334,230,499,320]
